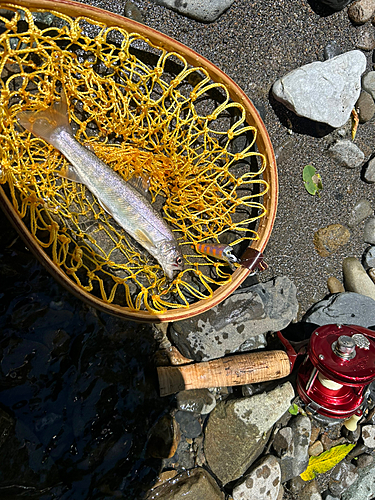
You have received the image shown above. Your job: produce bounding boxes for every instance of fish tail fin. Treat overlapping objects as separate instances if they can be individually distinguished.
[17,90,72,146]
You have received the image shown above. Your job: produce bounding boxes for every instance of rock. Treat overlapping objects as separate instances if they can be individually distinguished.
[323,494,340,500]
[272,51,366,128]
[313,224,351,257]
[146,414,180,459]
[343,256,375,300]
[232,455,281,500]
[363,246,375,268]
[298,480,323,500]
[348,0,375,24]
[356,453,374,467]
[328,140,365,168]
[175,411,202,439]
[278,415,312,482]
[145,467,225,499]
[329,461,358,496]
[170,277,298,361]
[348,199,372,227]
[317,0,354,11]
[363,157,375,182]
[303,291,375,327]
[124,0,144,23]
[204,382,295,484]
[355,25,375,50]
[356,90,375,123]
[364,217,375,244]
[327,277,345,293]
[362,71,375,99]
[152,0,234,22]
[176,389,216,414]
[324,40,342,59]
[309,440,324,456]
[342,463,375,500]
[273,427,294,457]
[362,425,375,447]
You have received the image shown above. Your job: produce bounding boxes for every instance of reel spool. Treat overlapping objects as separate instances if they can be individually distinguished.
[297,324,375,422]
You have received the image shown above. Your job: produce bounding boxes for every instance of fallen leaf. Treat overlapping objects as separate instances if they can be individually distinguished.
[303,165,323,197]
[300,443,355,481]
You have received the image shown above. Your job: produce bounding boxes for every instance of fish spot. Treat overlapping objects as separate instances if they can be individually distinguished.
[237,324,245,334]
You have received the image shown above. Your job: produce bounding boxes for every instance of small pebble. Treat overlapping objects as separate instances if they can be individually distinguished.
[362,424,375,447]
[176,389,216,415]
[324,40,342,59]
[364,217,375,244]
[124,1,144,23]
[327,276,345,293]
[348,0,375,24]
[313,224,351,257]
[362,70,375,99]
[328,140,365,168]
[175,410,202,439]
[364,157,375,183]
[343,256,375,300]
[356,24,375,50]
[355,453,374,468]
[309,440,324,456]
[348,198,372,227]
[356,90,375,122]
[363,246,375,268]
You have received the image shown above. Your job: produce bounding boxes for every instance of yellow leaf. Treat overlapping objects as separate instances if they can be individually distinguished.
[300,443,355,481]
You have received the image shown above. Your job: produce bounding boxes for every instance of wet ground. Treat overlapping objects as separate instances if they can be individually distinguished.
[1,0,375,498]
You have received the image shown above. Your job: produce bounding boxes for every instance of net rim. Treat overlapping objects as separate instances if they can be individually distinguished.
[0,0,278,322]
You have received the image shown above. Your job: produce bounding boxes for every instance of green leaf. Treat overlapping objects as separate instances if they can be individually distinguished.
[303,165,323,197]
[300,443,355,481]
[288,404,299,415]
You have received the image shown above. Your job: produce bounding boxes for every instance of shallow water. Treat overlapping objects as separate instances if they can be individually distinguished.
[0,208,169,499]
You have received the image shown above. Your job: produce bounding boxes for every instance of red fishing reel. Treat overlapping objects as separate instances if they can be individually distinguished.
[296,324,375,421]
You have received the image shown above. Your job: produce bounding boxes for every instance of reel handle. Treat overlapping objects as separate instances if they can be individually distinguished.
[157,350,291,397]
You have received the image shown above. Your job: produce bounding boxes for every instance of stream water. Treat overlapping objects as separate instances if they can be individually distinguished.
[0,208,169,499]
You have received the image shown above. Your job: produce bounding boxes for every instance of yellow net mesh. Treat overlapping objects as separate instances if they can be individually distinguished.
[0,4,269,313]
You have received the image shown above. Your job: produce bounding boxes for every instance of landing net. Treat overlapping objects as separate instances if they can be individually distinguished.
[0,5,269,313]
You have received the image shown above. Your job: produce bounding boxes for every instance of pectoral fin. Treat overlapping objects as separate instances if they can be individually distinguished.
[135,228,155,248]
[57,164,83,184]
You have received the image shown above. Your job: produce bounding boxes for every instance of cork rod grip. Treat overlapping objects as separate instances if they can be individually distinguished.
[157,350,291,397]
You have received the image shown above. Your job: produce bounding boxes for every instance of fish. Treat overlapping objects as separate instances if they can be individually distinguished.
[16,91,184,280]
[195,242,238,268]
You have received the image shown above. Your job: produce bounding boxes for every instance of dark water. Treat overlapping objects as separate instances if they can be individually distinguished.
[0,208,169,499]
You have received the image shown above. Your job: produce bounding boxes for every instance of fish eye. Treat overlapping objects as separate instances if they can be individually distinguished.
[176,256,183,265]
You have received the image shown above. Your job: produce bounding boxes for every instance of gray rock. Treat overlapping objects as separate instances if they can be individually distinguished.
[273,427,294,457]
[355,25,375,50]
[323,494,340,500]
[303,291,375,328]
[145,467,225,499]
[176,389,216,414]
[324,40,342,59]
[328,140,365,168]
[175,411,202,439]
[152,0,234,22]
[348,0,375,24]
[356,90,375,123]
[342,463,375,500]
[361,425,375,448]
[170,277,298,361]
[362,71,375,100]
[329,461,358,496]
[364,218,375,244]
[348,199,372,227]
[364,157,375,183]
[343,256,375,301]
[272,51,366,128]
[278,415,311,483]
[363,246,375,268]
[232,455,281,500]
[204,382,295,485]
[299,481,323,500]
[124,1,144,23]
